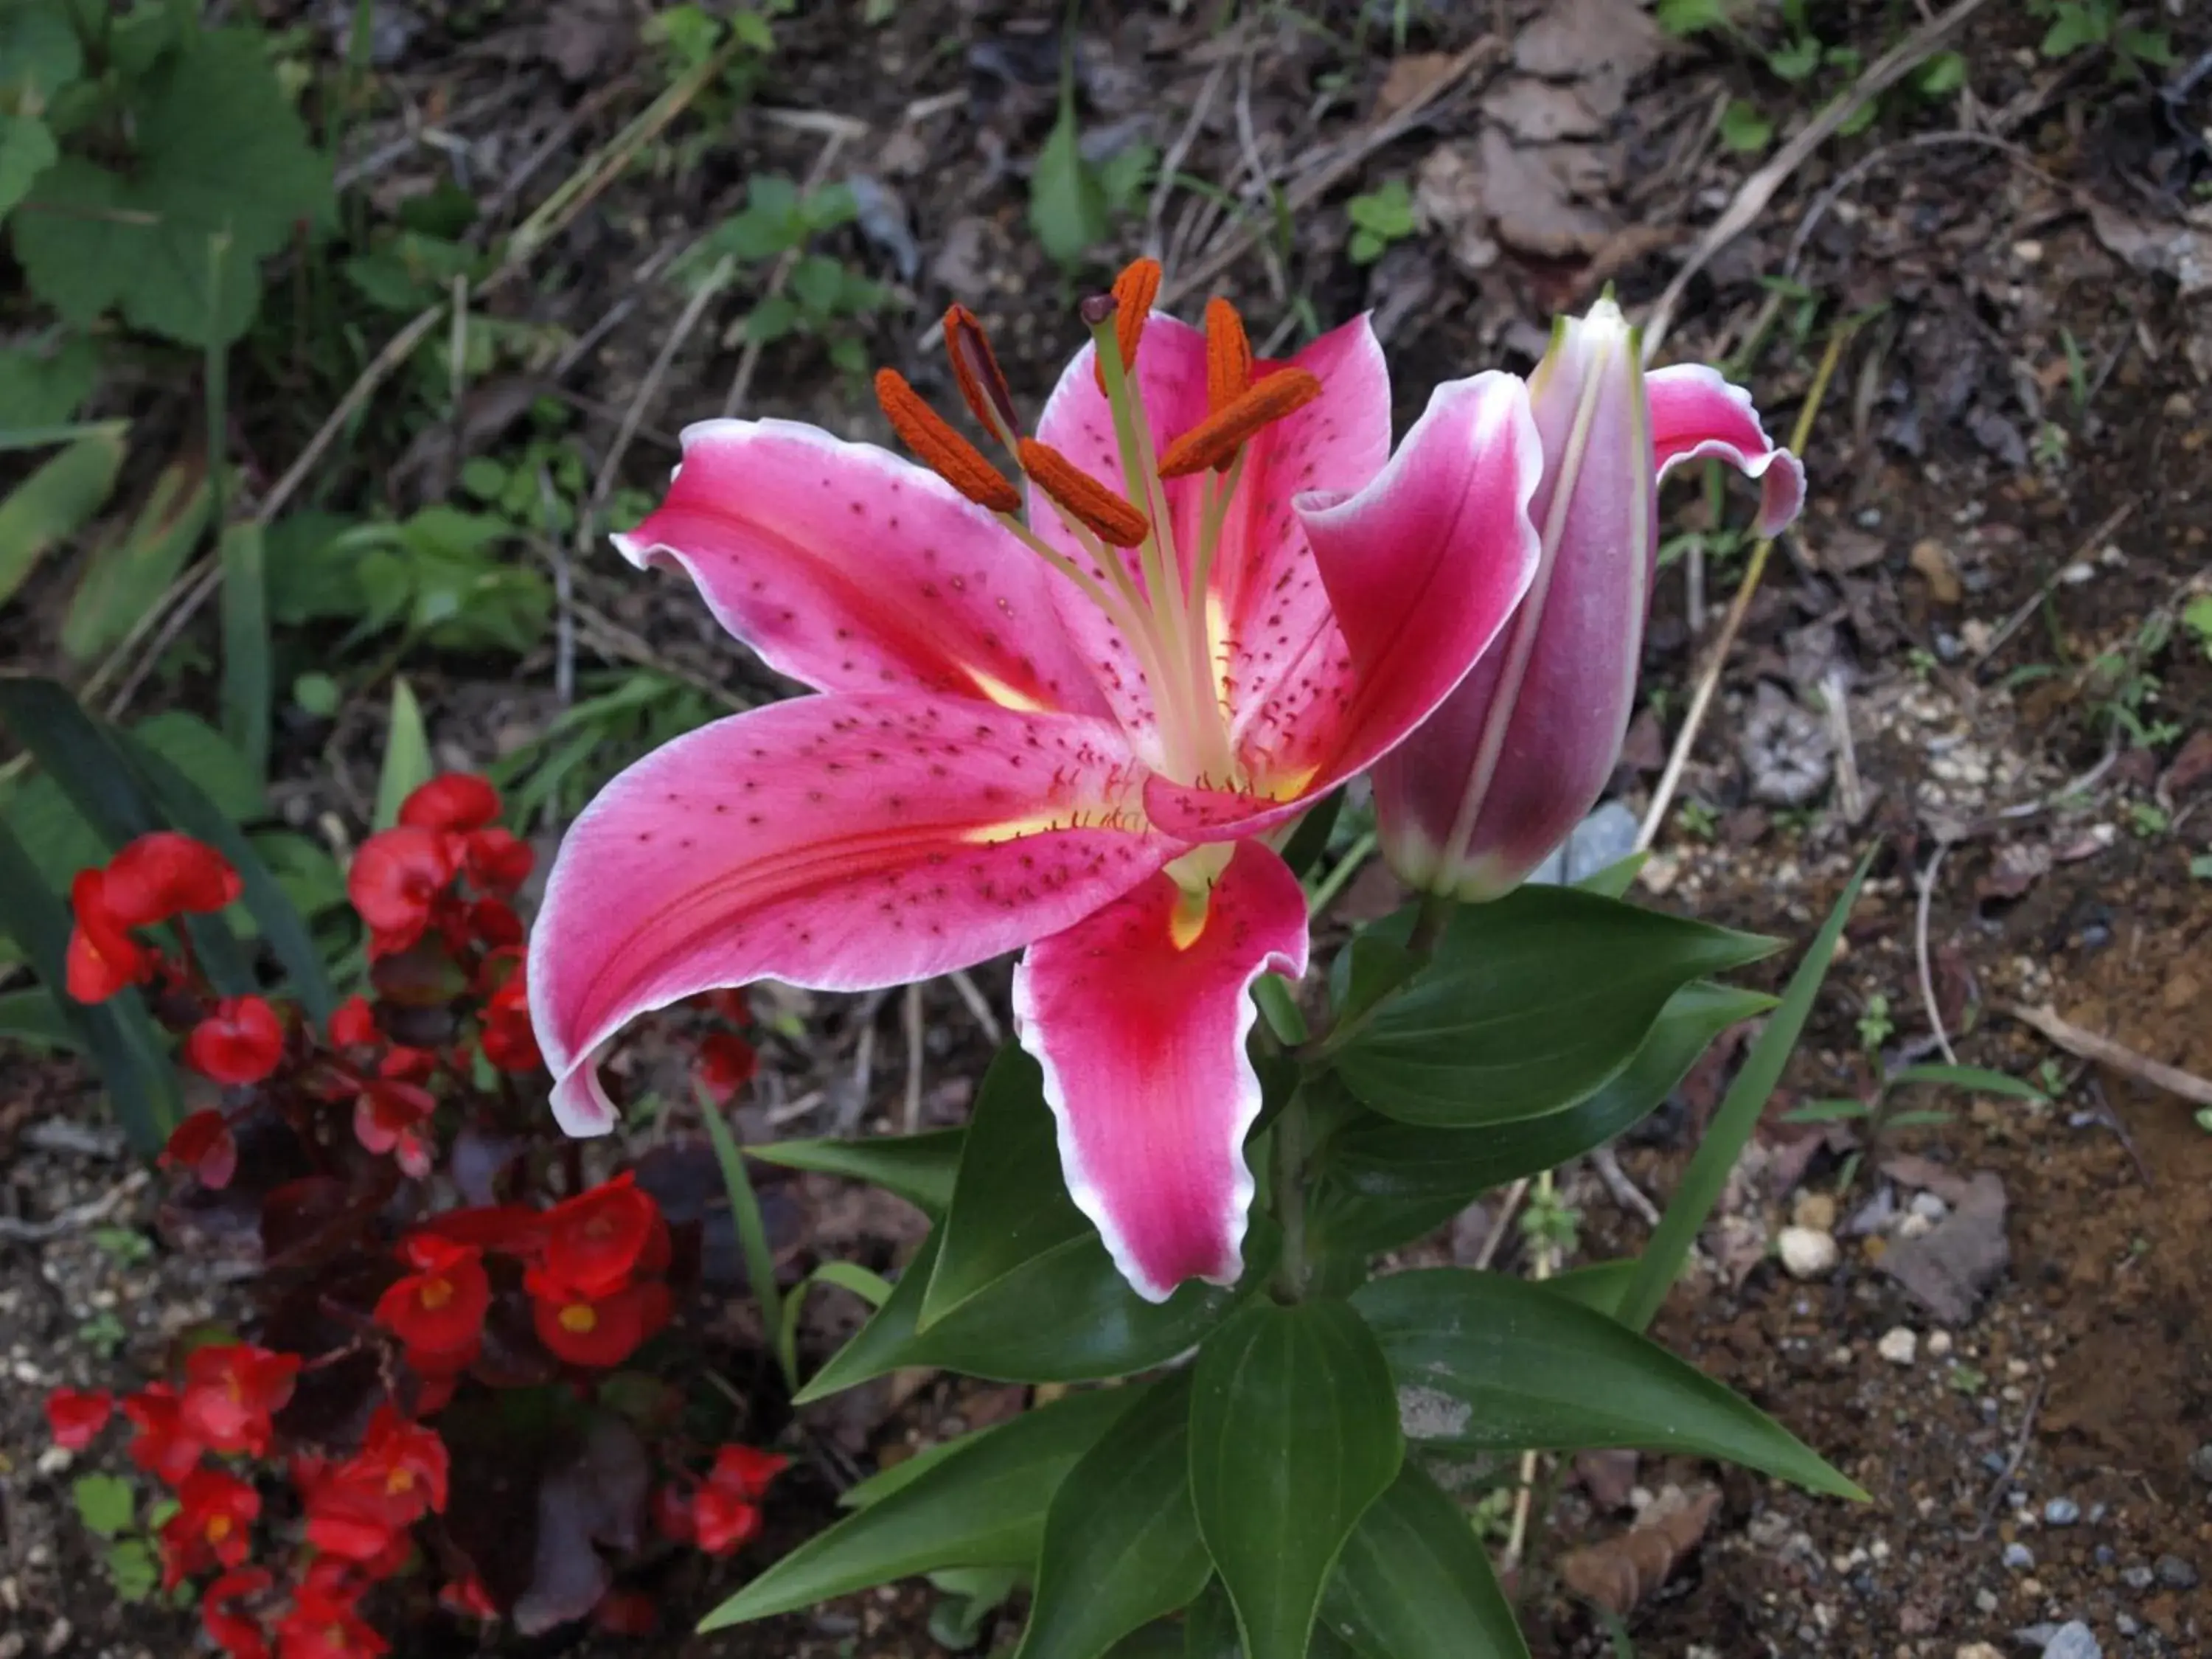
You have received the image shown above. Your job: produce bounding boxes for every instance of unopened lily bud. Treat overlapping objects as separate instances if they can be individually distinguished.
[1373,299,1805,900]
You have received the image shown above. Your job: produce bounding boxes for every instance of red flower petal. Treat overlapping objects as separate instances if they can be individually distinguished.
[45,1386,113,1450]
[161,1110,240,1189]
[102,832,242,924]
[400,773,501,834]
[183,997,286,1086]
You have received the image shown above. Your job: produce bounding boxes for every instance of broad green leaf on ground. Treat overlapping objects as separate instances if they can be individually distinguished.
[1352,1269,1860,1497]
[748,1127,964,1217]
[1189,1300,1403,1659]
[0,113,58,219]
[1614,852,1872,1335]
[1030,91,1107,265]
[1332,886,1775,1127]
[700,1385,1146,1628]
[1016,1373,1210,1659]
[10,29,333,344]
[1321,1462,1529,1659]
[0,3,82,102]
[925,1046,1088,1326]
[0,335,100,428]
[0,426,124,605]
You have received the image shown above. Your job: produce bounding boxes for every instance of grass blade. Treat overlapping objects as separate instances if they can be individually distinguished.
[372,676,431,830]
[1614,846,1875,1333]
[699,1090,793,1391]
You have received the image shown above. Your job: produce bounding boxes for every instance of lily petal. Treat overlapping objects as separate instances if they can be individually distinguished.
[1646,365,1806,537]
[529,692,1170,1134]
[1012,842,1308,1302]
[1144,372,1544,841]
[613,420,1107,717]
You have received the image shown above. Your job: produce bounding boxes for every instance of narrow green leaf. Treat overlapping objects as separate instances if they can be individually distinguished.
[1320,1461,1529,1659]
[1030,90,1107,265]
[1189,1300,1403,1659]
[1615,849,1873,1335]
[1540,1258,1638,1316]
[1335,887,1776,1126]
[1280,787,1345,881]
[371,676,431,830]
[798,1219,1272,1400]
[1018,1373,1210,1659]
[218,522,269,780]
[1105,1623,1186,1659]
[117,733,337,1022]
[700,1385,1148,1629]
[0,427,124,606]
[0,817,181,1156]
[925,1046,1089,1326]
[0,678,254,998]
[60,460,210,661]
[1572,851,1646,899]
[1318,982,1776,1254]
[700,1093,790,1389]
[748,1127,964,1216]
[1352,1270,1861,1497]
[1886,1062,2045,1102]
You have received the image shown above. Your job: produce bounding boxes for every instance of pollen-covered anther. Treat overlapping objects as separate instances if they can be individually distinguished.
[1017,438,1152,549]
[1091,257,1163,391]
[1203,296,1252,413]
[874,368,1023,513]
[1156,367,1325,479]
[943,305,1020,437]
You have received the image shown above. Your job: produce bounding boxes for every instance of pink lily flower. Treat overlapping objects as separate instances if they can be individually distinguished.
[1373,297,1807,900]
[526,263,1543,1302]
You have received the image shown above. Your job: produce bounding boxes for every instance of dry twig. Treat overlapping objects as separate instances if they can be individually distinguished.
[2002,1004,2212,1109]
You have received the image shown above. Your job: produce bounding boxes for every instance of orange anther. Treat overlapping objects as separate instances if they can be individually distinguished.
[943,305,1018,436]
[1091,258,1163,392]
[1157,368,1324,479]
[875,369,1023,513]
[1203,297,1251,414]
[1017,439,1150,549]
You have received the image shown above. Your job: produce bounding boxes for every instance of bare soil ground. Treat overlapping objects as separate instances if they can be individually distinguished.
[4,1,2211,1655]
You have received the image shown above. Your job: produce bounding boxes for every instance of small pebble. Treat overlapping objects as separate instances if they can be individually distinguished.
[1955,1645,2003,1659]
[1776,1225,1840,1279]
[2121,1565,2154,1591]
[1792,1191,1837,1232]
[2042,1622,2101,1659]
[2042,1497,2080,1526]
[1927,1329,1954,1358]
[2003,1542,2035,1571]
[2154,1553,2199,1589]
[1878,1326,1919,1366]
[1899,1211,1935,1239]
[1975,1589,2000,1614]
[2093,1545,2115,1567]
[1909,1190,1950,1221]
[2190,1441,2212,1484]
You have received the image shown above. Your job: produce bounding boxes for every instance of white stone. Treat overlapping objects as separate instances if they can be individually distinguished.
[1877,1326,1919,1366]
[1927,1329,1955,1358]
[1777,1226,1840,1279]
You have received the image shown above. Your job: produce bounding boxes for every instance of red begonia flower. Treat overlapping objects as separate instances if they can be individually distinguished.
[465,828,533,895]
[327,995,379,1049]
[347,827,460,958]
[352,1077,437,1179]
[539,1172,661,1298]
[693,1031,758,1102]
[159,1467,260,1586]
[373,1238,489,1369]
[202,1566,274,1659]
[705,1443,789,1502]
[161,1109,239,1189]
[102,832,242,923]
[179,1343,302,1456]
[691,1485,763,1556]
[44,1386,112,1450]
[275,1582,389,1659]
[122,1382,205,1484]
[400,773,501,834]
[65,868,154,1003]
[526,1272,669,1368]
[184,996,286,1086]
